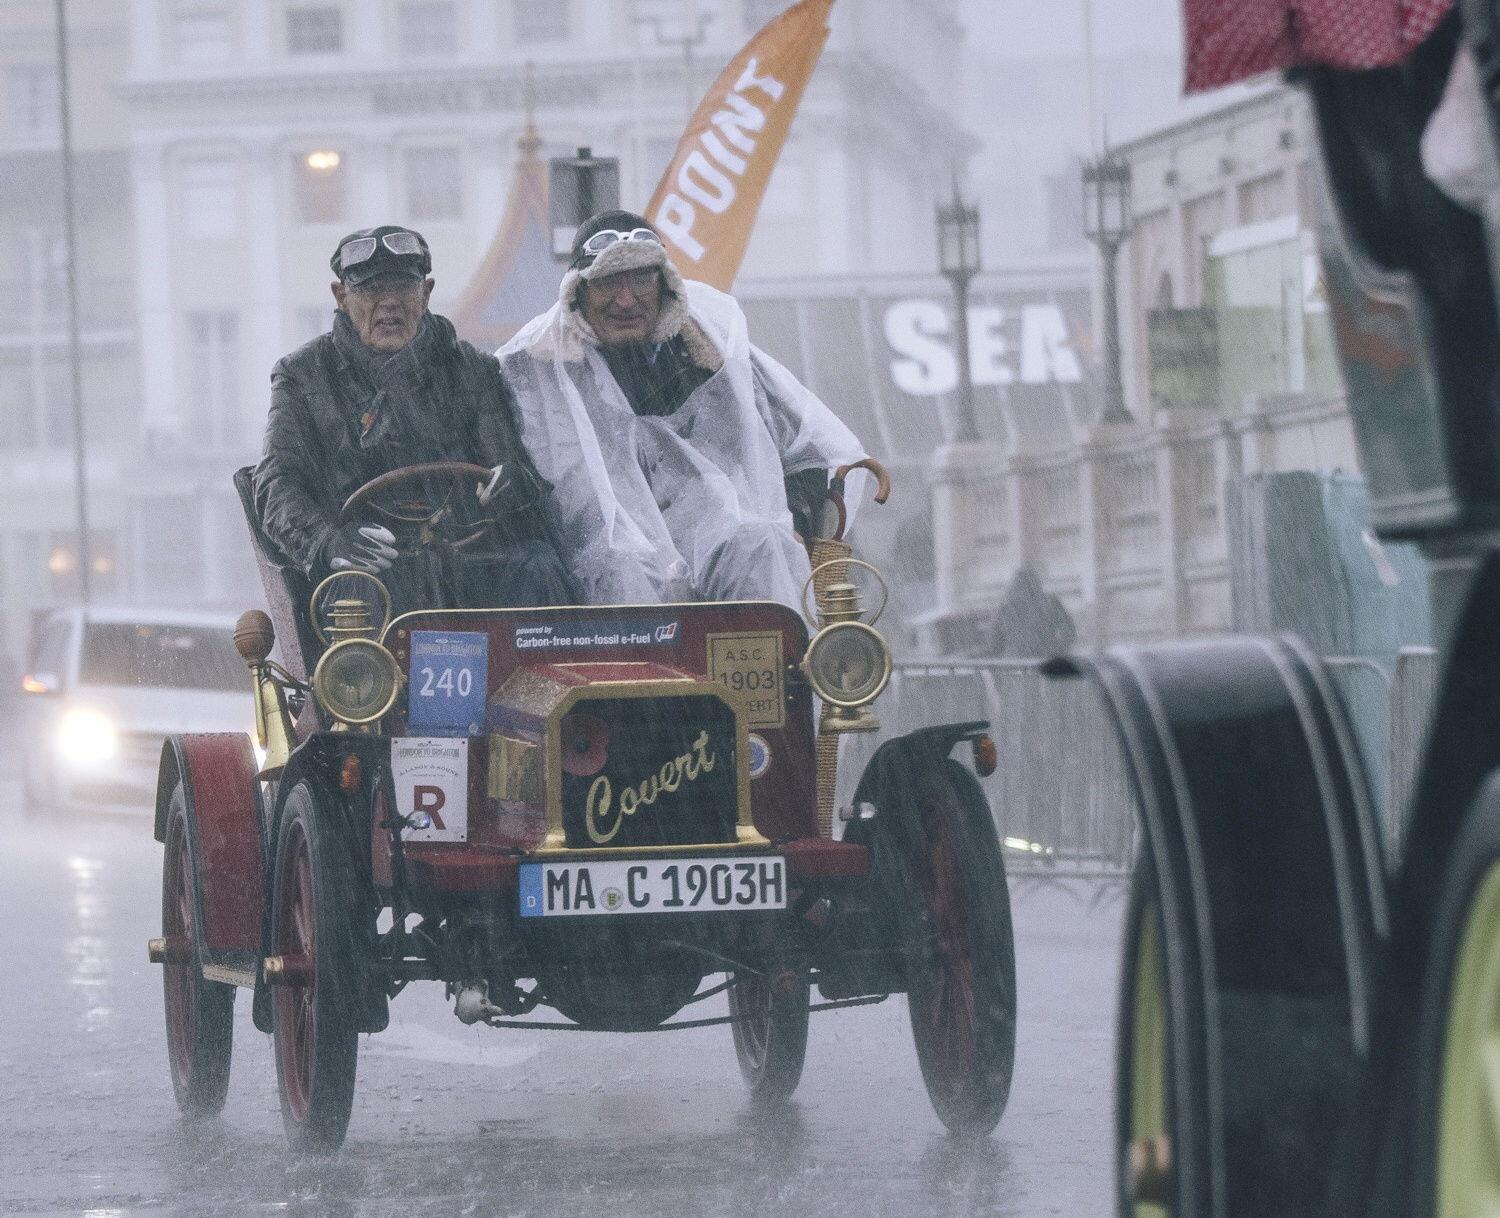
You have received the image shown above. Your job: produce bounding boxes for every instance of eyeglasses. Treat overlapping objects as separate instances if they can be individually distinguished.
[578,227,662,260]
[338,230,425,273]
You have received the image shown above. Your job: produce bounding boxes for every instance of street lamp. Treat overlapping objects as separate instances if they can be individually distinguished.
[1081,150,1134,424]
[935,178,981,443]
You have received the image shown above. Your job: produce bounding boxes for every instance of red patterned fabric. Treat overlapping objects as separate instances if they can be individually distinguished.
[1184,0,1454,92]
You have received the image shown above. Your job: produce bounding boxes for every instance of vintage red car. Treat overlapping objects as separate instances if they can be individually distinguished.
[149,461,1016,1154]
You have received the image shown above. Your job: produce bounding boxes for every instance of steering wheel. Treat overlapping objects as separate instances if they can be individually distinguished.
[340,461,501,555]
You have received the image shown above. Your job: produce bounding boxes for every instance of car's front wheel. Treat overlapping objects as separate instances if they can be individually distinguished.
[271,782,361,1155]
[893,759,1017,1135]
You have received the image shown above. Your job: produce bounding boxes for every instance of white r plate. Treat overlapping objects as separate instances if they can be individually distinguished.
[519,856,787,918]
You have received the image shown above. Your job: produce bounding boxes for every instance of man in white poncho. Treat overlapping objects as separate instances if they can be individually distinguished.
[496,210,865,610]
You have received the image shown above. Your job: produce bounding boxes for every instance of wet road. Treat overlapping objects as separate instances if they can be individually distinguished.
[0,767,1123,1218]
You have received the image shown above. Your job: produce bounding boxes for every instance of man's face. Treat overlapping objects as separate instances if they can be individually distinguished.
[331,275,435,352]
[580,268,662,346]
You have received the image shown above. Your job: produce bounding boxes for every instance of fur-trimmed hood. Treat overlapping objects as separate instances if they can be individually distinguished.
[554,238,722,372]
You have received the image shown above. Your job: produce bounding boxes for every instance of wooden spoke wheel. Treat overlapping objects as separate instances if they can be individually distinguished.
[161,782,234,1116]
[729,970,810,1102]
[900,760,1017,1135]
[271,783,360,1155]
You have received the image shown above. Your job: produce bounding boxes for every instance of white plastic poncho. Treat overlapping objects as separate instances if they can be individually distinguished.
[497,274,865,610]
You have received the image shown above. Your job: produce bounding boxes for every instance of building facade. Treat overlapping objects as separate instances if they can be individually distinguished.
[925,84,1365,651]
[111,0,971,623]
[0,0,137,666]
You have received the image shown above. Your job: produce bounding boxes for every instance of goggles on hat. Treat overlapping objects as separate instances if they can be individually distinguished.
[337,230,426,274]
[576,227,662,263]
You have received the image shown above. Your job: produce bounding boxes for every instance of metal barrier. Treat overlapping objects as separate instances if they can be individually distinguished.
[1324,649,1441,864]
[835,660,1138,879]
[838,649,1443,884]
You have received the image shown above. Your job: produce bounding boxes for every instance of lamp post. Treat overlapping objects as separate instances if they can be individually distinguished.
[54,0,93,607]
[1082,150,1134,424]
[935,178,981,443]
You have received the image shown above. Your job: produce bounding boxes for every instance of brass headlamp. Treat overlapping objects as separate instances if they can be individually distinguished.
[308,572,400,730]
[801,557,892,734]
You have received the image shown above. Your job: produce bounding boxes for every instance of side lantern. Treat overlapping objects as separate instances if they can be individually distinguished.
[801,557,892,734]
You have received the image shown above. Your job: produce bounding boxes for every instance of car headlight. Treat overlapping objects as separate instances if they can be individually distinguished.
[311,639,400,726]
[804,621,892,708]
[56,707,118,765]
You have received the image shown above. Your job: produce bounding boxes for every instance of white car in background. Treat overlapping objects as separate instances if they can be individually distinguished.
[20,607,250,816]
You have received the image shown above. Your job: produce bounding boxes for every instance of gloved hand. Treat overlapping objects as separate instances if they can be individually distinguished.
[476,464,509,507]
[325,523,398,574]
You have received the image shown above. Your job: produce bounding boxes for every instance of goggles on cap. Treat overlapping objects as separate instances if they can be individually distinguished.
[575,227,662,265]
[337,230,426,274]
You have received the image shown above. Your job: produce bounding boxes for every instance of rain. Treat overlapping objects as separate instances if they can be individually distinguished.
[1,0,1461,1215]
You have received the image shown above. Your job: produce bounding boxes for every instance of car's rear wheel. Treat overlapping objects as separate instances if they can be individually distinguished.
[729,970,810,1102]
[271,783,359,1156]
[899,759,1016,1135]
[161,782,234,1116]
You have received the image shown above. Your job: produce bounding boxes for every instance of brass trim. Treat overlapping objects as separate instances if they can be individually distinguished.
[529,837,772,861]
[310,570,392,646]
[201,963,256,988]
[311,637,402,726]
[543,680,754,852]
[803,620,893,709]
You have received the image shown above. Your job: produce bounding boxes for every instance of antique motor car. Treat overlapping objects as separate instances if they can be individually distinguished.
[148,458,1017,1154]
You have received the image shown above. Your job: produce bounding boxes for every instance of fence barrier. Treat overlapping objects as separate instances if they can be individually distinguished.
[838,647,1442,884]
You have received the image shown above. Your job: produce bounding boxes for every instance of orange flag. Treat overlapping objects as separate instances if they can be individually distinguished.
[646,0,834,290]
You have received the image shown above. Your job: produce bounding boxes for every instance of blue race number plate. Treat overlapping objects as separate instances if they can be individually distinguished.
[407,631,488,734]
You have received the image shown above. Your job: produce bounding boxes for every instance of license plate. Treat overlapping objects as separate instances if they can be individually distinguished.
[518,856,787,918]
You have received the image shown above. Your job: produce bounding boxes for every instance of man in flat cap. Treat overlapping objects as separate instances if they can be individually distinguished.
[253,224,575,614]
[497,210,865,609]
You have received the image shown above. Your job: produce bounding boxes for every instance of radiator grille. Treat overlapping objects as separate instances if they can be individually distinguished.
[559,694,739,849]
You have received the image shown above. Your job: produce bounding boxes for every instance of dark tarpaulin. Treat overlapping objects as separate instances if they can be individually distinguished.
[1183,0,1453,92]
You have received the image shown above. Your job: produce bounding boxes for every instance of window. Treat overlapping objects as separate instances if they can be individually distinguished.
[514,0,568,43]
[45,532,118,600]
[403,146,462,221]
[294,149,347,223]
[287,5,342,53]
[133,496,201,593]
[16,230,67,318]
[6,65,59,140]
[178,157,239,238]
[172,5,234,64]
[398,1,456,56]
[184,311,242,448]
[80,621,243,691]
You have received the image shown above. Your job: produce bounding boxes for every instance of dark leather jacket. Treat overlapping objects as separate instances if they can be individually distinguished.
[252,312,560,577]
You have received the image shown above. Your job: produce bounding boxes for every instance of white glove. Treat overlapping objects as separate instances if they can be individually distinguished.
[328,523,399,574]
[477,464,508,507]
